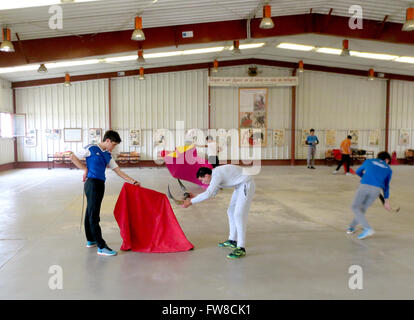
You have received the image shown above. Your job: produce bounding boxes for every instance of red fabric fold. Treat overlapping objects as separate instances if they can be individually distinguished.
[113,183,194,253]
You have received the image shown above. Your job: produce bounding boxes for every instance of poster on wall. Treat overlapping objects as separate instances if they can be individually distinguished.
[239,88,267,147]
[24,129,37,147]
[273,129,285,146]
[240,128,265,147]
[88,128,102,145]
[399,129,410,145]
[153,129,168,148]
[217,129,229,150]
[129,129,141,146]
[325,129,337,147]
[348,130,359,145]
[368,129,380,146]
[45,129,61,140]
[185,128,205,145]
[64,128,82,142]
[301,129,311,146]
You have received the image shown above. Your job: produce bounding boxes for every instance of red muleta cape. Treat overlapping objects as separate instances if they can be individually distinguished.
[113,183,194,253]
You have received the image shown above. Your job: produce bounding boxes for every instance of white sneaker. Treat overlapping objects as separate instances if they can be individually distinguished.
[346,172,353,176]
[332,170,338,174]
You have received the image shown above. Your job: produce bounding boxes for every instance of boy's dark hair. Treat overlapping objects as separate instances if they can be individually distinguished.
[206,135,214,141]
[103,130,122,144]
[310,129,315,132]
[377,151,391,162]
[347,135,352,139]
[196,167,212,178]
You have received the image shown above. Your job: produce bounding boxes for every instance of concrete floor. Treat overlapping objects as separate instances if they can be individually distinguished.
[1,164,414,300]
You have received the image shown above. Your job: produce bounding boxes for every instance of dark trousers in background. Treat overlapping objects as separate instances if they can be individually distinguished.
[336,154,351,172]
[84,178,107,249]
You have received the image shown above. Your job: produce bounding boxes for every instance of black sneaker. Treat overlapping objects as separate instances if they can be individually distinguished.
[311,166,315,169]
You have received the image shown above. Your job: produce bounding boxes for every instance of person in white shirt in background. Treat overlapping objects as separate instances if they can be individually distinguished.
[182,165,256,259]
[196,135,221,168]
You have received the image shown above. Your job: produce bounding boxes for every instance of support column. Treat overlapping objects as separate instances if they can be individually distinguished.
[13,89,18,167]
[385,79,390,152]
[108,78,112,130]
[290,68,297,166]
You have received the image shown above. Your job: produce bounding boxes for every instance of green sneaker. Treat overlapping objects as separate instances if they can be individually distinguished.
[227,247,246,259]
[218,240,237,248]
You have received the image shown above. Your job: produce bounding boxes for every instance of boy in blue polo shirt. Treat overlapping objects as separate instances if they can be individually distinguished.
[306,129,319,169]
[347,151,392,240]
[71,130,140,256]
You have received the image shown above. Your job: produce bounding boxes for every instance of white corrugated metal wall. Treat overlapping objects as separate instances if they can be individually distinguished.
[210,65,292,160]
[0,79,14,165]
[296,71,387,159]
[389,80,414,157]
[15,79,109,161]
[10,67,414,164]
[111,70,208,160]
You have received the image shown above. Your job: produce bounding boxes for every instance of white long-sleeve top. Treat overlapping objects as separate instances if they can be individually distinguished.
[190,165,251,204]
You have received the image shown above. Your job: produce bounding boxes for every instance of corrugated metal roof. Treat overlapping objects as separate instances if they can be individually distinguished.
[0,0,411,41]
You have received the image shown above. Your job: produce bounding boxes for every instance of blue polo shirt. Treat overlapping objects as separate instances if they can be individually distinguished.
[76,144,118,181]
[306,135,319,146]
[356,158,392,199]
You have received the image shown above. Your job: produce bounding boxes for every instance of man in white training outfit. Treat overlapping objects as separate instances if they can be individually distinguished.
[182,164,255,259]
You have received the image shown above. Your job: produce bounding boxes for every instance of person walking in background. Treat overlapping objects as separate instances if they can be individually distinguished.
[333,135,353,176]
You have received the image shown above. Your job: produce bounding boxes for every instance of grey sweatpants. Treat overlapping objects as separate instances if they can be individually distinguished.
[349,184,381,230]
[307,146,316,167]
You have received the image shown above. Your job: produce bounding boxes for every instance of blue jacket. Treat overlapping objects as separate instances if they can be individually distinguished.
[356,158,392,199]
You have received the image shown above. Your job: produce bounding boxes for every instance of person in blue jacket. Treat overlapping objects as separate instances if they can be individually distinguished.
[347,151,392,239]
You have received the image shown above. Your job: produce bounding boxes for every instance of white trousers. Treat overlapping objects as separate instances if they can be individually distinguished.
[227,179,255,248]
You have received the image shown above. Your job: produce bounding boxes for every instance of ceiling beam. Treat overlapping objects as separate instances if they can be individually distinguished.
[1,13,414,68]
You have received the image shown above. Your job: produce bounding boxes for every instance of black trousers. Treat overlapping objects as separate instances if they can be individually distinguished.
[84,178,106,249]
[336,154,351,172]
[208,155,219,168]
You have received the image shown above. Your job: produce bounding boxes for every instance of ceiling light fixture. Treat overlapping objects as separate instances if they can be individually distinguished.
[395,56,414,63]
[403,7,414,31]
[350,51,398,61]
[0,0,100,10]
[298,60,304,73]
[315,47,342,55]
[233,40,241,54]
[181,46,225,55]
[277,43,315,51]
[212,59,219,73]
[341,39,350,57]
[64,73,72,86]
[37,64,48,73]
[131,16,145,41]
[137,49,146,65]
[260,4,274,29]
[139,67,145,80]
[0,28,15,53]
[368,68,375,80]
[239,42,265,49]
